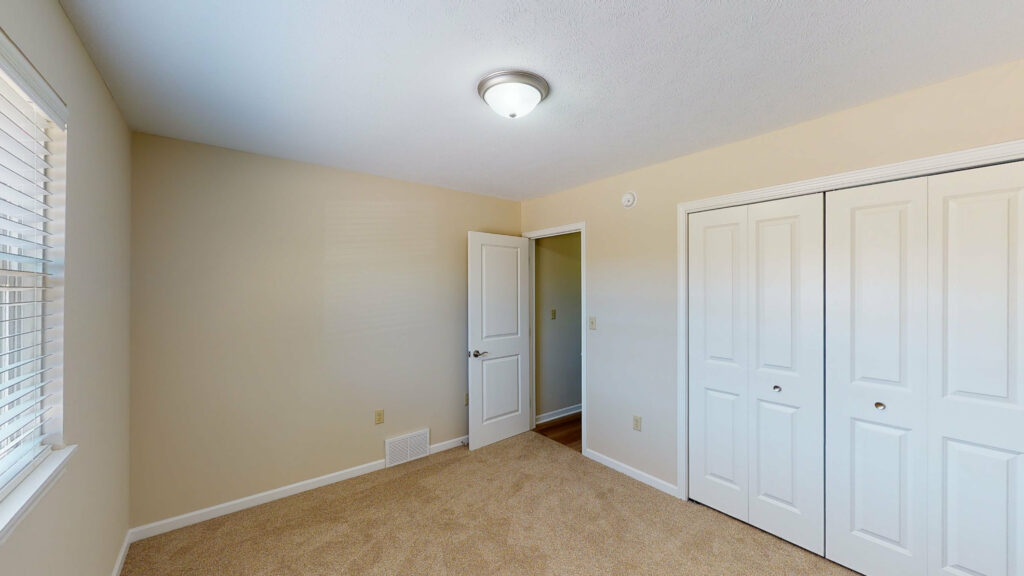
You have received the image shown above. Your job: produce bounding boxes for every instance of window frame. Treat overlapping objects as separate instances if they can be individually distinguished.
[0,25,73,546]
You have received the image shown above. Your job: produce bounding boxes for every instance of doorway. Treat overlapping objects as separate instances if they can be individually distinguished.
[466,223,586,452]
[526,225,585,453]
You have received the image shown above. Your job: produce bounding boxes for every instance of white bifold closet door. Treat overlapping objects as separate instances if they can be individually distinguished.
[926,163,1024,576]
[688,204,749,520]
[825,179,929,576]
[826,162,1024,576]
[688,193,824,554]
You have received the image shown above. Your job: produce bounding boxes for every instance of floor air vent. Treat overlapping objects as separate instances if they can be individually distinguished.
[385,428,430,467]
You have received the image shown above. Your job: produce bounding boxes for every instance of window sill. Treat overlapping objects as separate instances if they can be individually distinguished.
[0,445,75,545]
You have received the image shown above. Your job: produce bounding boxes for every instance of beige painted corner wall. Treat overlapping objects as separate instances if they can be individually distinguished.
[130,134,519,525]
[0,1,132,575]
[522,57,1024,486]
[534,233,581,417]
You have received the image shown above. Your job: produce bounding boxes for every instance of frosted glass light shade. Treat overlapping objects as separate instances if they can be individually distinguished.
[477,70,550,119]
[483,82,542,119]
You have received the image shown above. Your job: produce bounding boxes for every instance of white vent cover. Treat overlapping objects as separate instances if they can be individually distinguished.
[385,428,430,467]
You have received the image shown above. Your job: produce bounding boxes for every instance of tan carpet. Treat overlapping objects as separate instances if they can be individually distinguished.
[122,432,855,575]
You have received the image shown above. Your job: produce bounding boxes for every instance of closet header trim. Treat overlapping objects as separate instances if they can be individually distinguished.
[677,139,1024,216]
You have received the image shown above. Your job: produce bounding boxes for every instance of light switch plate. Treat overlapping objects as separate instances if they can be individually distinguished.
[374,409,384,425]
[588,316,597,330]
[633,415,642,431]
[551,309,556,320]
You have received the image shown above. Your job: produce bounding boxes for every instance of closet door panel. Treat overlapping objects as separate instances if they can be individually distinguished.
[825,179,929,576]
[928,163,1024,576]
[688,205,749,521]
[746,194,825,554]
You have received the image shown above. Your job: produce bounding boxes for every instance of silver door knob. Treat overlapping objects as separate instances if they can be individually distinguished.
[472,350,488,358]
[772,385,782,392]
[875,402,886,411]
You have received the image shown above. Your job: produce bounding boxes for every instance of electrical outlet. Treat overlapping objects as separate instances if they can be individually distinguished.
[374,409,384,425]
[589,316,597,330]
[550,308,556,320]
[633,415,642,431]
[464,392,469,406]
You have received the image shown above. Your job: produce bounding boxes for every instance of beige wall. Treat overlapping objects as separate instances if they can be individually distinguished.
[522,58,1024,486]
[130,134,520,525]
[0,1,132,575]
[534,233,581,417]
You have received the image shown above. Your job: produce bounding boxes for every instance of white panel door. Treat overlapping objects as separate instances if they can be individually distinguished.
[688,205,750,521]
[746,194,825,555]
[928,163,1024,576]
[468,231,530,450]
[825,179,929,575]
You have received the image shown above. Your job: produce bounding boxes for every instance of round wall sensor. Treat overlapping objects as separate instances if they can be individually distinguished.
[621,191,638,209]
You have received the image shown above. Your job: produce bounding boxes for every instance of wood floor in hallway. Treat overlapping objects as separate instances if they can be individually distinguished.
[534,412,582,452]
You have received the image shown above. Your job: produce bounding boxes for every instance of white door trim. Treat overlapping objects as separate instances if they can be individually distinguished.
[677,138,1024,501]
[523,222,587,453]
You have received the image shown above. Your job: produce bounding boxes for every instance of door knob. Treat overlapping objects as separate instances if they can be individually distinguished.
[471,350,488,358]
[772,385,782,392]
[875,402,886,411]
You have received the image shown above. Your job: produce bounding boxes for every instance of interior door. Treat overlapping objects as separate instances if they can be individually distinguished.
[688,204,750,521]
[927,163,1024,576]
[825,179,929,575]
[468,232,530,450]
[745,194,824,554]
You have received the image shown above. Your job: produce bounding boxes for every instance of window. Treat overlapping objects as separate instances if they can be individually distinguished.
[0,45,67,514]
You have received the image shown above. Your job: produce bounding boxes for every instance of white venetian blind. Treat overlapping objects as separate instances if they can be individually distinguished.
[0,66,65,501]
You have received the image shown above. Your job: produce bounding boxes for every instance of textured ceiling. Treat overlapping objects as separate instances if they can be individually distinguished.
[60,0,1024,200]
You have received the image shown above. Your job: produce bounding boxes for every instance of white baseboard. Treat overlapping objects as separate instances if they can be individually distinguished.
[111,532,131,576]
[583,448,678,497]
[535,404,581,425]
[123,435,468,546]
[429,435,467,454]
[126,458,385,543]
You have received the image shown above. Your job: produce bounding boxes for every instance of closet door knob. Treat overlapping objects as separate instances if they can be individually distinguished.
[875,402,887,411]
[772,385,782,392]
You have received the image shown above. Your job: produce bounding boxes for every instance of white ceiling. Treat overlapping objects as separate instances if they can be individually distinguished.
[60,1,1024,200]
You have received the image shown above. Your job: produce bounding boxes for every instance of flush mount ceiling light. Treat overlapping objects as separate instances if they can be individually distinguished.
[477,70,550,119]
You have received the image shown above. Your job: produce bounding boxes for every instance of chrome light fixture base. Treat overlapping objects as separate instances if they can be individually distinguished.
[477,70,550,101]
